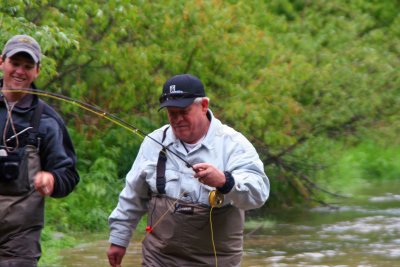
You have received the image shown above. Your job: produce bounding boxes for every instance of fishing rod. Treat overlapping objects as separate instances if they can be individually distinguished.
[3,88,224,264]
[3,88,224,207]
[1,88,195,170]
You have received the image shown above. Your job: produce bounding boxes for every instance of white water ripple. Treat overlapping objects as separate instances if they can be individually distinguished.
[321,216,400,234]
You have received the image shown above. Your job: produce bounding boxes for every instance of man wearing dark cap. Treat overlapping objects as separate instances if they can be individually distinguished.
[107,74,270,266]
[0,35,80,266]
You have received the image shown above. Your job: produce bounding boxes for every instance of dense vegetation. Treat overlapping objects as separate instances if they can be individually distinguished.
[1,0,399,254]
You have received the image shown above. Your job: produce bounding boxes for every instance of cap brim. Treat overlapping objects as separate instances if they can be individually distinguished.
[6,48,39,63]
[158,98,195,111]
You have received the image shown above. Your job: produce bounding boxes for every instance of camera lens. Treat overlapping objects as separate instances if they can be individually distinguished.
[2,161,19,181]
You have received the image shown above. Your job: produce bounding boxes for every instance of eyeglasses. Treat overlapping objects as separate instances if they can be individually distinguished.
[159,92,201,103]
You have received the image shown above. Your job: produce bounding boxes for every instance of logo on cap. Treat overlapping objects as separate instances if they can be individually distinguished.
[17,37,34,45]
[169,85,176,93]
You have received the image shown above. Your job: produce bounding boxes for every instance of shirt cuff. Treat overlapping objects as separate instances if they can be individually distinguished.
[217,171,235,194]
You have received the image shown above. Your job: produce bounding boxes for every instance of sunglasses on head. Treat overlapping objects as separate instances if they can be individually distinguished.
[159,92,201,103]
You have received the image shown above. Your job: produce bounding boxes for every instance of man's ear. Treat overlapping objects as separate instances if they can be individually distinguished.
[0,55,4,70]
[35,64,41,78]
[201,98,209,112]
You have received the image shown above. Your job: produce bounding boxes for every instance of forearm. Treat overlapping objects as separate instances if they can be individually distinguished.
[109,206,144,248]
[108,170,149,248]
[109,220,135,248]
[227,170,270,210]
[51,167,80,197]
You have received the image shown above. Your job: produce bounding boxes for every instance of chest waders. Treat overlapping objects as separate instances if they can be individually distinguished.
[0,101,44,267]
[142,127,244,267]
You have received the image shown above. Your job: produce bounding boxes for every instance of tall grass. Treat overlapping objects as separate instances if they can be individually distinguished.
[318,139,400,196]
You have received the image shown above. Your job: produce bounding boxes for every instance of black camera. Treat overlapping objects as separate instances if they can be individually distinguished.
[0,150,21,182]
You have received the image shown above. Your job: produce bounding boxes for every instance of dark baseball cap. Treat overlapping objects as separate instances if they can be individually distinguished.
[159,74,206,109]
[2,35,42,63]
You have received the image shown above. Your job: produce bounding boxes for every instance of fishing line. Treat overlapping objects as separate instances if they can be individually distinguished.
[1,88,195,170]
[209,207,218,267]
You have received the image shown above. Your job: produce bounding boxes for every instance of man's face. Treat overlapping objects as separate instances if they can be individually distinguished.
[167,99,209,144]
[0,53,40,90]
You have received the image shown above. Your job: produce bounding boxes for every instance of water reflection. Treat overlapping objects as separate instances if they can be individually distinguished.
[55,181,400,267]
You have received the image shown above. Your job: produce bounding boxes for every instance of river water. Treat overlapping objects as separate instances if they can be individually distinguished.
[53,180,400,267]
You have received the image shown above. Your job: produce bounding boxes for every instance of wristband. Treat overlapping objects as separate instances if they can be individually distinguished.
[217,171,235,194]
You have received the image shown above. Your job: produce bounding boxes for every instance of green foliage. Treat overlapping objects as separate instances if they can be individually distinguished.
[360,144,400,181]
[45,127,142,232]
[1,0,399,234]
[327,140,400,184]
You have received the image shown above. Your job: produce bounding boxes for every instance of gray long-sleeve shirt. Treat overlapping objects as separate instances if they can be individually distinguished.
[109,110,269,247]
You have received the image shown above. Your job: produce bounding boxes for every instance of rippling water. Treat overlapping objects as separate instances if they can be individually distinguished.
[53,181,400,267]
[243,181,400,267]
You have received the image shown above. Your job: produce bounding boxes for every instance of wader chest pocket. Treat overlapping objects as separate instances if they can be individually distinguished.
[0,150,21,181]
[0,148,30,196]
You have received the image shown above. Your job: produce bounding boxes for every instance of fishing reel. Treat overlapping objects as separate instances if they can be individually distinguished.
[208,190,224,208]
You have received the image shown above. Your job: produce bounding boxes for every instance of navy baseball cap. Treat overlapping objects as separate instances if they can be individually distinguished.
[159,74,206,109]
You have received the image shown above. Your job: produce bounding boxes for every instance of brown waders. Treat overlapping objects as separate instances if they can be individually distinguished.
[0,145,43,267]
[0,144,43,267]
[142,194,244,267]
[0,102,44,267]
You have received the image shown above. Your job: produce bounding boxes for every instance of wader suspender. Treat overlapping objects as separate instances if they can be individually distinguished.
[27,100,44,147]
[156,126,170,194]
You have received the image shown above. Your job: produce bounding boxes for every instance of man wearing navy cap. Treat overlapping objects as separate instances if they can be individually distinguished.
[0,35,80,266]
[108,74,270,266]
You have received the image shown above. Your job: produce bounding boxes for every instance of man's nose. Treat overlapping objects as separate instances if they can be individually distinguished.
[172,114,184,122]
[15,66,26,73]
